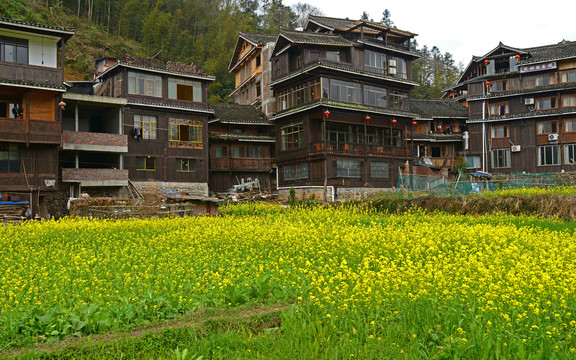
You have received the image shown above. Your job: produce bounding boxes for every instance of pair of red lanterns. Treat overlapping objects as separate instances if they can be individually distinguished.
[323,110,415,125]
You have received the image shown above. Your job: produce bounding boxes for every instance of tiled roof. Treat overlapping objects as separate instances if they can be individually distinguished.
[210,103,271,125]
[0,16,75,37]
[97,55,215,80]
[412,133,463,142]
[410,99,468,119]
[306,15,417,38]
[0,77,66,91]
[279,30,353,47]
[209,132,275,143]
[239,32,277,46]
[467,106,576,123]
[520,40,576,65]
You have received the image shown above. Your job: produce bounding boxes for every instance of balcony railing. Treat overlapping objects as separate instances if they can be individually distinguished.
[62,131,128,152]
[0,119,61,144]
[311,142,392,156]
[0,62,63,86]
[211,157,272,171]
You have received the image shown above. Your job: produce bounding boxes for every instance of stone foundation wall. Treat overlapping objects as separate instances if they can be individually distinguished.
[132,181,209,196]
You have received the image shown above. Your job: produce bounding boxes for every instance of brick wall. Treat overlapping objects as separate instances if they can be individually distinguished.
[62,131,127,147]
[62,168,129,182]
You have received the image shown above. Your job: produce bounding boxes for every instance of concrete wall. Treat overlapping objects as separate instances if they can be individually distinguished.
[278,186,397,202]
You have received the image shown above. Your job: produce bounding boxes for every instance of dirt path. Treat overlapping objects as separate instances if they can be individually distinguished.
[4,302,293,358]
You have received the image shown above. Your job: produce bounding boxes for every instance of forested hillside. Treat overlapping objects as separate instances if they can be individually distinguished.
[0,0,461,102]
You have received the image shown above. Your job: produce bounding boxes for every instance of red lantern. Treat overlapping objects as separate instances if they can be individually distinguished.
[324,110,330,118]
[484,59,490,65]
[58,101,66,110]
[412,121,417,126]
[365,115,371,121]
[515,54,520,60]
[391,119,397,124]
[485,81,491,87]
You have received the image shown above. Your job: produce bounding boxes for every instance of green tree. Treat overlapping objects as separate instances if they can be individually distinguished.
[261,0,296,33]
[381,9,393,27]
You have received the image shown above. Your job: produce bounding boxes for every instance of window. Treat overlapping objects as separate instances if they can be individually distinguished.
[564,144,576,165]
[284,162,308,180]
[537,121,558,134]
[385,128,403,147]
[491,125,509,138]
[0,143,19,173]
[364,85,387,107]
[168,78,202,102]
[370,161,388,178]
[169,120,202,143]
[537,145,560,166]
[489,102,509,116]
[536,97,557,110]
[431,146,447,158]
[327,124,350,143]
[562,95,576,108]
[296,55,302,69]
[389,90,408,110]
[247,147,260,158]
[134,115,157,139]
[326,51,340,62]
[329,79,361,104]
[561,70,576,83]
[128,72,162,97]
[337,159,361,178]
[177,158,195,172]
[215,146,227,157]
[490,80,507,92]
[365,50,386,74]
[136,156,155,171]
[277,80,320,111]
[535,74,555,86]
[310,79,321,101]
[256,55,261,68]
[491,148,511,168]
[274,59,280,77]
[0,101,23,119]
[232,146,246,158]
[0,36,28,64]
[310,51,320,62]
[255,82,261,98]
[565,119,576,132]
[388,57,407,79]
[281,123,304,150]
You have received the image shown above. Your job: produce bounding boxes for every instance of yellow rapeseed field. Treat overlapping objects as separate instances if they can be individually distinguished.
[1,204,575,356]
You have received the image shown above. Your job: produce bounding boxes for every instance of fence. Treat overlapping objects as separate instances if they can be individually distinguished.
[397,172,567,195]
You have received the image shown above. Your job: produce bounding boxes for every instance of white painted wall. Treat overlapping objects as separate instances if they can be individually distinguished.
[0,28,60,68]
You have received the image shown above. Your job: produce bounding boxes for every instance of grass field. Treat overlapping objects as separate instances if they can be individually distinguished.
[2,203,576,358]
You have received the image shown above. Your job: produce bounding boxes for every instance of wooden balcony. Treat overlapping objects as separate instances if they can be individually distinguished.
[311,142,392,156]
[0,119,61,144]
[62,131,128,153]
[0,62,62,86]
[210,157,272,171]
[61,168,129,187]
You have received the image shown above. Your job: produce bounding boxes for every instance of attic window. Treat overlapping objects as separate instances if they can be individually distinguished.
[168,78,202,102]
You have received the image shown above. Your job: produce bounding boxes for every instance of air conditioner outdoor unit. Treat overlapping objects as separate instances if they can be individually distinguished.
[548,133,559,142]
[524,98,535,105]
[388,67,397,75]
[511,145,521,152]
[388,59,397,67]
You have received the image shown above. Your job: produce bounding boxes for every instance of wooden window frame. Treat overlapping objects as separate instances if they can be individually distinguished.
[560,70,576,83]
[491,148,511,168]
[136,156,156,171]
[281,123,304,151]
[489,79,507,92]
[536,96,557,110]
[0,143,20,173]
[564,143,576,165]
[177,158,195,172]
[537,120,558,135]
[565,119,576,133]
[491,125,509,138]
[537,145,560,166]
[535,74,555,87]
[489,102,509,116]
[562,94,576,108]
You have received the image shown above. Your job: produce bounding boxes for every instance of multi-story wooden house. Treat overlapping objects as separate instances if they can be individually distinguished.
[60,81,128,197]
[95,56,214,195]
[410,99,469,170]
[452,41,576,174]
[0,17,74,215]
[268,16,420,196]
[208,103,275,192]
[229,33,277,117]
